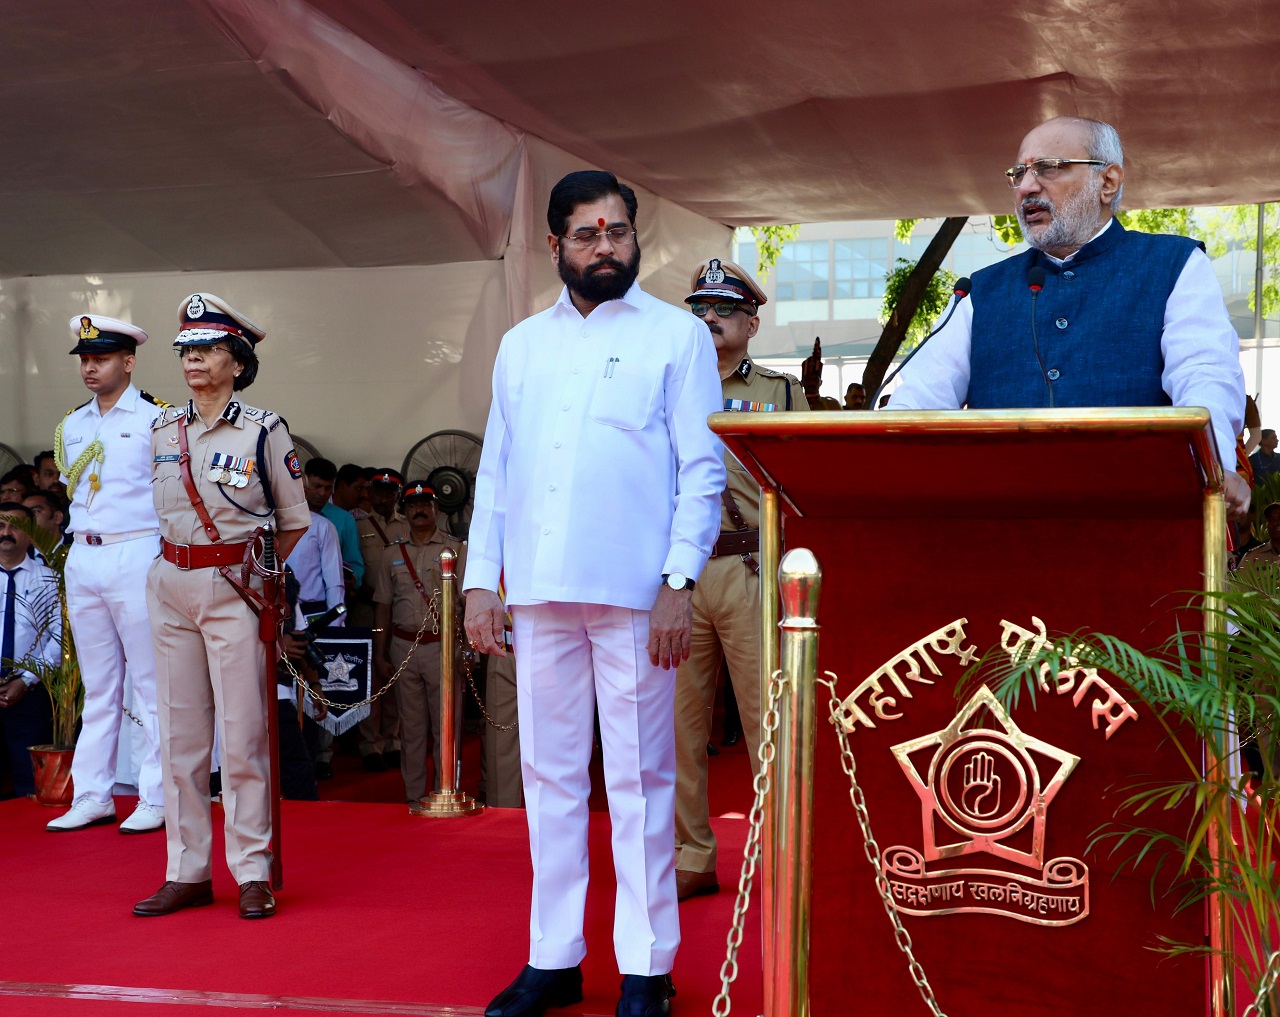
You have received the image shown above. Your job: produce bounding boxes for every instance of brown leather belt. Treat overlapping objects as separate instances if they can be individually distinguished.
[392,624,441,644]
[712,529,759,557]
[161,538,251,571]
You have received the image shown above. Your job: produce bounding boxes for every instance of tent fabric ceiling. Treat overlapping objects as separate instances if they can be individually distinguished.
[2,0,1278,277]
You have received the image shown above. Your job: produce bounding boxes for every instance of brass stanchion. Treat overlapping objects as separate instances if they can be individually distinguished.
[767,548,821,1017]
[760,487,782,996]
[410,548,484,818]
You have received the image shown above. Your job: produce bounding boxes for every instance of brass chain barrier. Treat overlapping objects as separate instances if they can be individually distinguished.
[818,672,948,1017]
[712,667,786,1017]
[1242,949,1280,1017]
[462,645,519,732]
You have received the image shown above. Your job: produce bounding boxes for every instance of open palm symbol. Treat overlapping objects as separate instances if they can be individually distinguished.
[961,751,1001,818]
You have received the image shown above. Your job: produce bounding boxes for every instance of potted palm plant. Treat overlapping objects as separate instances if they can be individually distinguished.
[973,562,1280,1015]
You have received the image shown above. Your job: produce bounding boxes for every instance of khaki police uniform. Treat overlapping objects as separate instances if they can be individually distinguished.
[374,529,465,800]
[147,397,309,883]
[674,354,805,875]
[355,508,409,758]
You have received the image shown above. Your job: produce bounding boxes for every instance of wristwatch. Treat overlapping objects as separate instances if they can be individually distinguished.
[662,572,695,591]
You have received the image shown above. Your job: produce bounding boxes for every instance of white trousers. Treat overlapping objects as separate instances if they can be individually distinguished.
[66,536,163,806]
[512,602,680,976]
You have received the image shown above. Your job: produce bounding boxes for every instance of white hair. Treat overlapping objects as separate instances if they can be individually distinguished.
[1046,116,1125,212]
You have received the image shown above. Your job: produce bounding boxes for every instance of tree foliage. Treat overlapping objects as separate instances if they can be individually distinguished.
[749,224,801,281]
[880,257,958,350]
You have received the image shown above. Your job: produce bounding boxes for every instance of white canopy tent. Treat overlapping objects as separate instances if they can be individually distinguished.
[1,0,1277,463]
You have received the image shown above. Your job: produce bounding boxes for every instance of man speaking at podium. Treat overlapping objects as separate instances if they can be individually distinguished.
[889,116,1247,519]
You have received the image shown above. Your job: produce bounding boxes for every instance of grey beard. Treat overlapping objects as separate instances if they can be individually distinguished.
[1019,175,1105,253]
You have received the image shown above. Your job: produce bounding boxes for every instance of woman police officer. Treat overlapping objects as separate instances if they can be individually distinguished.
[134,293,310,920]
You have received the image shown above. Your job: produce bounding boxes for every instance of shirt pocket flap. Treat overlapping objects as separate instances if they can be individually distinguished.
[589,365,659,431]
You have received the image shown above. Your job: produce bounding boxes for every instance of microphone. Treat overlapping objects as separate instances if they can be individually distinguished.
[871,276,972,409]
[1028,266,1054,408]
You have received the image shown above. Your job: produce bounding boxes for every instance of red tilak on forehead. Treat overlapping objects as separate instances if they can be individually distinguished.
[598,218,606,228]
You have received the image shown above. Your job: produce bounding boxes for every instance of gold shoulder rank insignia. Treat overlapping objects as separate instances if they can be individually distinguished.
[140,390,172,409]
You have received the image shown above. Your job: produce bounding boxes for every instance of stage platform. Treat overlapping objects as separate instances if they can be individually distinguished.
[0,797,761,1017]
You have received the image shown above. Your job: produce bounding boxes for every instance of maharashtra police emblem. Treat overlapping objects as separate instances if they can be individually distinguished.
[881,686,1088,926]
[705,259,726,284]
[303,628,374,735]
[186,294,206,319]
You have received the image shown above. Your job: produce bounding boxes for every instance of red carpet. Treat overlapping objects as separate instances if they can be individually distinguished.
[0,796,761,1017]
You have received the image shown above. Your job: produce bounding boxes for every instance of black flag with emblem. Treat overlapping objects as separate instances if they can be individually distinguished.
[302,626,374,735]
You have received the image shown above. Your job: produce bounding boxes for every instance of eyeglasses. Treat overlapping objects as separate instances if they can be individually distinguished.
[1004,158,1107,187]
[175,345,232,360]
[560,227,637,248]
[690,301,751,319]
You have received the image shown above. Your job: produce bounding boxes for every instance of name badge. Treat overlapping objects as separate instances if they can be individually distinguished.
[154,454,179,463]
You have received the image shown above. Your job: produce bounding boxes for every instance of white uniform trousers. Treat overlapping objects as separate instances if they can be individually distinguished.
[512,602,680,976]
[65,536,163,806]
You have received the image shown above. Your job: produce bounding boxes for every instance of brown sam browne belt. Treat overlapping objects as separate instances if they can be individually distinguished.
[162,537,252,570]
[712,529,759,557]
[391,624,442,644]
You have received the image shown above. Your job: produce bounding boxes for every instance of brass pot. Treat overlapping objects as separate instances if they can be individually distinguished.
[28,746,74,806]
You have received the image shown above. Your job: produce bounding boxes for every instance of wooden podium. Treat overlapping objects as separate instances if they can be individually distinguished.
[711,407,1229,1017]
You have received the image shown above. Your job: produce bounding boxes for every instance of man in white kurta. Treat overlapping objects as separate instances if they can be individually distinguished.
[465,170,724,1017]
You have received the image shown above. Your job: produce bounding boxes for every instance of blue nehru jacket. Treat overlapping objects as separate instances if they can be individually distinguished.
[967,221,1203,409]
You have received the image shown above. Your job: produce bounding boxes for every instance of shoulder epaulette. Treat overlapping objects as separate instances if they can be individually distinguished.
[239,405,280,430]
[139,390,172,409]
[151,406,183,429]
[66,398,91,417]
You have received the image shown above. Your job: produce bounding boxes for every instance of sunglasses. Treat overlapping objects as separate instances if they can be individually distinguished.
[690,301,752,318]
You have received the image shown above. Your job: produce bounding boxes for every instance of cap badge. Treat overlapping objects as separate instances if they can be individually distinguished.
[186,294,206,319]
[79,317,101,341]
[705,259,726,285]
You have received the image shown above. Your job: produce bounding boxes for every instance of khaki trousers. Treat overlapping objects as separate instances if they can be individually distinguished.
[147,559,271,884]
[673,554,762,874]
[351,601,400,757]
[391,635,461,801]
[480,651,523,807]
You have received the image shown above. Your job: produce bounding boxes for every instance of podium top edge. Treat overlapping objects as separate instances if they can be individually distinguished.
[708,406,1212,437]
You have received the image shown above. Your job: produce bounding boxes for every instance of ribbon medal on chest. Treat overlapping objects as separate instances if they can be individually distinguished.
[208,452,255,488]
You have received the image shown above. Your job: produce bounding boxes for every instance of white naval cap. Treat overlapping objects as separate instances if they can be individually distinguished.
[67,314,149,355]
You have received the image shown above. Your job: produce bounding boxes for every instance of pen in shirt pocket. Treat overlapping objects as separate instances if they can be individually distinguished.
[602,356,620,378]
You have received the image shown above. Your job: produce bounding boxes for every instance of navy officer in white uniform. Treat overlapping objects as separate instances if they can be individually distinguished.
[465,170,724,1017]
[48,314,168,834]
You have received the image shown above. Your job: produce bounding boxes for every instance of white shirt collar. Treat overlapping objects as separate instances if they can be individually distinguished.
[552,281,646,317]
[87,383,141,419]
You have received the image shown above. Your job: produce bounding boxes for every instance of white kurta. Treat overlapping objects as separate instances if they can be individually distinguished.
[466,280,725,975]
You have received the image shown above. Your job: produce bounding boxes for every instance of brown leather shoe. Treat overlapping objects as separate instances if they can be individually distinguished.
[133,880,214,916]
[675,868,719,902]
[239,880,276,919]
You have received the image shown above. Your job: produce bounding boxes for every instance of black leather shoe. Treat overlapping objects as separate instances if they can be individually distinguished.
[383,750,401,767]
[314,761,333,780]
[722,729,741,748]
[485,964,583,1017]
[616,974,675,1017]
